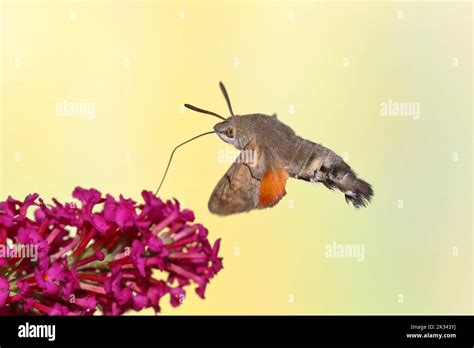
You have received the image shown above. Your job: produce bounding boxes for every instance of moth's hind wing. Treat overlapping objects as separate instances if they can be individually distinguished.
[208,139,288,216]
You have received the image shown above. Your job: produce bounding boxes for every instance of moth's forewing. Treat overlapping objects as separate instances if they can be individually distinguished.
[208,140,260,215]
[208,139,288,215]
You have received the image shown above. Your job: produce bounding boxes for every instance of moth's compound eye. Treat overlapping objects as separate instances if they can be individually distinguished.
[225,128,234,138]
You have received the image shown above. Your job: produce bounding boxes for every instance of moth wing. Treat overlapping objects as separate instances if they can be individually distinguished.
[208,139,288,216]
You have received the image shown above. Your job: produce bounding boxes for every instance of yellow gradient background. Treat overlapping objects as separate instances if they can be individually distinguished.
[1,0,472,314]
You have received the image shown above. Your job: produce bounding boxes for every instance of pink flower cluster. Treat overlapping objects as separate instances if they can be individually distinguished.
[0,188,222,315]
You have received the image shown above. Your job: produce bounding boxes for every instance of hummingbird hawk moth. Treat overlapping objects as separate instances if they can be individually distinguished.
[156,82,374,216]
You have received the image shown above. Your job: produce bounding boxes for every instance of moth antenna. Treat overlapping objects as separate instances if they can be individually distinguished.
[184,104,227,121]
[155,130,216,196]
[219,81,234,116]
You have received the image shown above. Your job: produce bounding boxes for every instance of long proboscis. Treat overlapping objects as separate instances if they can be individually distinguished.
[155,131,215,196]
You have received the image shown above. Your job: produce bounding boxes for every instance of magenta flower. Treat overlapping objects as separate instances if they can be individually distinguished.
[0,188,223,315]
[0,276,9,307]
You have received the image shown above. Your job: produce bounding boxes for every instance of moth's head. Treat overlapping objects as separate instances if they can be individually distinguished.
[184,81,251,149]
[214,116,247,149]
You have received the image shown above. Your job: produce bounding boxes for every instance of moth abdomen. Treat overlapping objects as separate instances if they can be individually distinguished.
[324,162,373,208]
[292,141,374,208]
[343,177,373,208]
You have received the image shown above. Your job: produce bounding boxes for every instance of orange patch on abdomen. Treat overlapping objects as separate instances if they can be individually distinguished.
[259,167,289,207]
